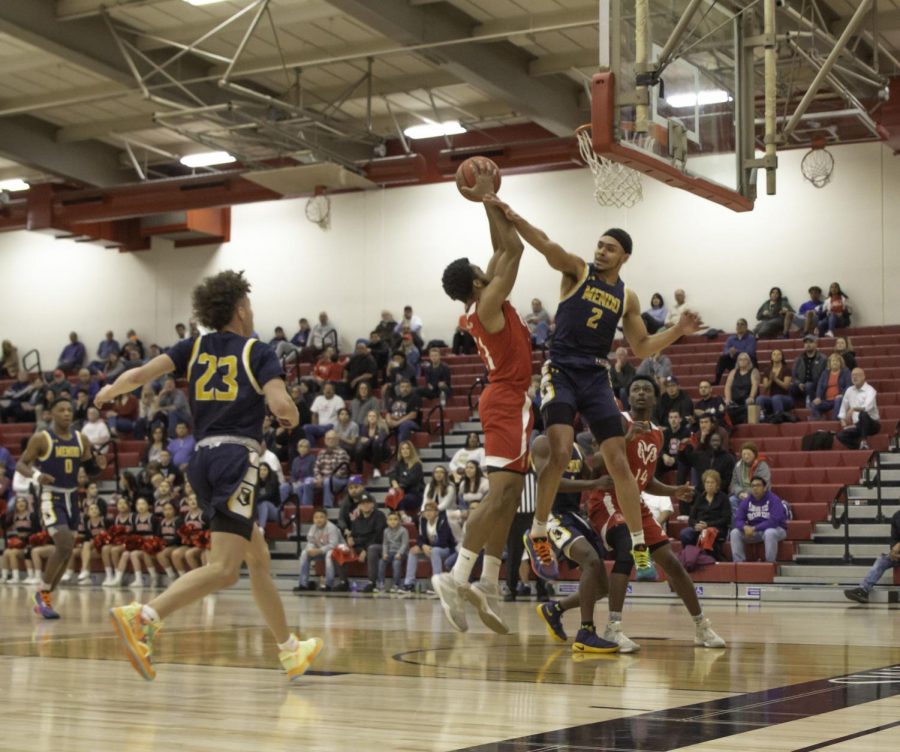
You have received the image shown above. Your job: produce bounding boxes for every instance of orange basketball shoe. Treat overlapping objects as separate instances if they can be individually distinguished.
[109,602,161,681]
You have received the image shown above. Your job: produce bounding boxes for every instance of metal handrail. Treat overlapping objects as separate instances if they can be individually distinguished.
[891,418,900,452]
[21,349,42,376]
[862,450,886,523]
[424,401,449,461]
[467,377,485,414]
[829,483,853,564]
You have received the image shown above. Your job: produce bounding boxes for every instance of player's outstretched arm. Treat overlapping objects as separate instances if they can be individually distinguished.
[94,354,175,408]
[263,379,300,429]
[645,476,694,502]
[621,289,704,358]
[477,203,524,332]
[483,195,583,279]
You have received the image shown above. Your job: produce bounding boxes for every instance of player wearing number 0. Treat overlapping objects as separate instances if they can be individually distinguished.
[94,270,322,682]
[16,395,107,619]
[432,160,533,635]
[483,198,703,580]
[581,376,726,652]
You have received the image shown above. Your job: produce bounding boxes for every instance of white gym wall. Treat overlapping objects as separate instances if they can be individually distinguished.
[0,141,896,365]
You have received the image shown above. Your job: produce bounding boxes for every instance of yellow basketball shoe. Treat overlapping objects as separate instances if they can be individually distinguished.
[279,634,324,682]
[109,602,162,681]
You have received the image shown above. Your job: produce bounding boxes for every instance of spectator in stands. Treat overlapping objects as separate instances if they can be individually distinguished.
[386,379,420,443]
[423,465,456,512]
[69,368,97,402]
[291,317,311,350]
[389,440,424,519]
[753,287,795,338]
[294,509,341,592]
[724,352,759,425]
[790,335,827,407]
[787,286,824,337]
[610,347,636,407]
[756,348,794,422]
[452,320,477,355]
[374,310,399,350]
[657,377,694,425]
[0,375,40,423]
[449,432,485,482]
[337,475,366,534]
[304,381,345,445]
[457,461,490,509]
[157,449,185,489]
[833,336,857,371]
[810,353,852,420]
[714,319,756,385]
[309,311,337,356]
[285,438,315,501]
[729,476,788,563]
[142,424,167,466]
[173,322,187,343]
[396,305,424,339]
[90,331,120,371]
[385,352,417,397]
[399,331,421,372]
[302,430,350,508]
[269,326,289,351]
[104,351,126,382]
[82,407,111,451]
[728,442,771,520]
[418,347,452,402]
[680,469,731,554]
[836,368,881,450]
[819,282,853,337]
[641,292,667,334]
[844,508,900,604]
[124,329,144,360]
[344,340,377,396]
[357,409,389,477]
[663,288,687,330]
[73,390,90,426]
[367,330,391,378]
[682,430,735,503]
[376,511,409,592]
[105,391,138,437]
[350,382,379,426]
[47,369,70,397]
[334,407,359,460]
[693,379,729,430]
[157,375,191,437]
[525,298,553,345]
[57,331,86,373]
[399,500,456,595]
[167,421,195,470]
[330,493,385,591]
[0,340,18,379]
[659,409,691,481]
[636,351,672,390]
[312,346,346,392]
[255,462,282,533]
[133,384,160,440]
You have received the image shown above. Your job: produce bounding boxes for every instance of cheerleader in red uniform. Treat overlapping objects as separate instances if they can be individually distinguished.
[127,497,162,589]
[2,497,40,584]
[76,502,107,585]
[102,498,136,588]
[177,493,209,573]
[156,501,185,584]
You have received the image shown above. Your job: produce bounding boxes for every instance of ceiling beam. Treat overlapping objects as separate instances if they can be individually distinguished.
[472,6,598,39]
[327,0,583,136]
[529,50,599,77]
[0,84,131,118]
[0,115,129,187]
[55,0,171,21]
[57,114,161,143]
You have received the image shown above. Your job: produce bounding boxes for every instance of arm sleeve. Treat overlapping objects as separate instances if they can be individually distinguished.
[734,499,748,529]
[325,524,341,551]
[250,340,284,388]
[837,392,849,421]
[398,527,409,556]
[863,386,877,416]
[167,337,197,378]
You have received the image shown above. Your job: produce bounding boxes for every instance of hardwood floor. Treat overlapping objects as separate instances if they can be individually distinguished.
[0,585,897,751]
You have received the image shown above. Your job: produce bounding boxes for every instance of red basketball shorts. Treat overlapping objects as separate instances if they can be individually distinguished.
[588,492,668,548]
[478,382,533,474]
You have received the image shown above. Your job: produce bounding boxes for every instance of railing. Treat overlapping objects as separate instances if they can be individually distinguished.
[424,400,450,461]
[829,484,854,564]
[467,377,485,414]
[862,450,887,523]
[891,419,900,452]
[21,349,42,376]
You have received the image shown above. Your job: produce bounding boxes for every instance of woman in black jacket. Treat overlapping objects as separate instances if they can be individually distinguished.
[680,470,731,557]
[389,440,424,519]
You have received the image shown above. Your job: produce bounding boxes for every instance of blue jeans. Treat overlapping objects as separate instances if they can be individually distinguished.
[301,477,348,508]
[861,553,900,592]
[377,554,405,586]
[809,398,840,420]
[728,495,744,523]
[729,527,787,562]
[392,420,419,444]
[298,549,334,587]
[756,395,794,417]
[818,313,850,336]
[256,500,280,530]
[303,423,334,445]
[404,546,452,586]
[789,382,815,406]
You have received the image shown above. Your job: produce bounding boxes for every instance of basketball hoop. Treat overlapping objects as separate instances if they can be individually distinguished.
[801,139,834,189]
[576,124,647,208]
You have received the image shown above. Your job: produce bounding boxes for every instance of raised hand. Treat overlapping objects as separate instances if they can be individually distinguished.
[458,160,499,201]
[94,385,115,409]
[625,420,651,443]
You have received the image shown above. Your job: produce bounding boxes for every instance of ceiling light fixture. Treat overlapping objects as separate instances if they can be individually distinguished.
[182,0,231,6]
[665,90,732,108]
[403,120,467,140]
[179,151,236,168]
[0,179,30,192]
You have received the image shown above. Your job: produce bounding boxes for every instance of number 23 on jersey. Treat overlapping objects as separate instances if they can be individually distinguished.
[194,354,238,402]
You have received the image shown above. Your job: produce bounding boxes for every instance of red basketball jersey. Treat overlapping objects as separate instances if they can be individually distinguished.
[465,300,532,390]
[620,412,664,493]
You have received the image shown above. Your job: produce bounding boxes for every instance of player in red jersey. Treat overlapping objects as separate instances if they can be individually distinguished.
[585,376,726,652]
[433,161,533,635]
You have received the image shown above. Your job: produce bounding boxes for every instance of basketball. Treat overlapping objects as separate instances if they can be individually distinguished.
[455,156,501,201]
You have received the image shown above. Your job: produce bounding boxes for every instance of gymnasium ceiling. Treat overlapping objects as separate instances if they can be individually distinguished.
[0,0,897,190]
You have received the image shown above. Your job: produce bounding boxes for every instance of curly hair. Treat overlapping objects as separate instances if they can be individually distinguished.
[441,258,475,302]
[192,270,251,330]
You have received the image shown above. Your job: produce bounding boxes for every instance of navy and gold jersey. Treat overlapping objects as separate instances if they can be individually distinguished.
[38,429,85,491]
[549,266,628,369]
[168,333,283,443]
[551,444,586,515]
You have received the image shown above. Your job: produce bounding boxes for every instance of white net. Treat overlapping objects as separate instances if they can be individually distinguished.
[801,147,834,189]
[576,126,646,208]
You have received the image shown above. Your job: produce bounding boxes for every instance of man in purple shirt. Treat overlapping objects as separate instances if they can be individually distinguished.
[166,420,196,469]
[57,332,86,374]
[788,286,823,337]
[714,319,756,385]
[729,476,788,563]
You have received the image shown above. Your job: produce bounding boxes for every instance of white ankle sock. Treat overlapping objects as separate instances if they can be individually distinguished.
[278,634,299,652]
[40,581,52,591]
[480,555,501,584]
[141,604,160,623]
[105,567,114,579]
[451,548,477,585]
[630,531,646,547]
[164,567,176,578]
[530,519,548,538]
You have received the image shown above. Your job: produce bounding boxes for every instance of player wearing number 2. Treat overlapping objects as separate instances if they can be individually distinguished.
[94,270,322,682]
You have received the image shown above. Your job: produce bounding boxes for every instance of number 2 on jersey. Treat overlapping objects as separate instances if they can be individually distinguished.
[194,354,239,401]
[586,307,603,329]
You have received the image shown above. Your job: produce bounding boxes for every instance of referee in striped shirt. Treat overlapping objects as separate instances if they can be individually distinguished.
[505,470,550,601]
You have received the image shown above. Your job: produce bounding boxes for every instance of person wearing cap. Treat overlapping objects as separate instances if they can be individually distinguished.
[789,335,827,407]
[729,475,788,563]
[337,475,366,534]
[714,319,757,385]
[56,332,86,374]
[329,492,386,591]
[656,377,694,426]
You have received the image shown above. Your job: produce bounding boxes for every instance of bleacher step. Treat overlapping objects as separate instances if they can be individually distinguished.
[762,585,900,601]
[778,564,874,579]
[814,522,893,539]
[797,543,886,557]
